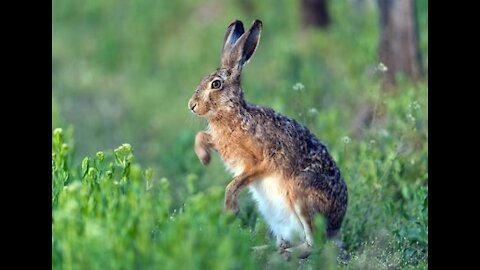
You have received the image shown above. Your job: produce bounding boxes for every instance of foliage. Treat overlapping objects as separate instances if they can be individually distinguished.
[53,0,428,269]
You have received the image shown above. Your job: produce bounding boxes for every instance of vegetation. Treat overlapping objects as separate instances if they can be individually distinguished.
[52,0,428,269]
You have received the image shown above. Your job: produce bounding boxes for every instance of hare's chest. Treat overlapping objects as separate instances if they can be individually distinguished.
[217,143,247,177]
[248,176,305,243]
[223,159,245,177]
[211,130,259,174]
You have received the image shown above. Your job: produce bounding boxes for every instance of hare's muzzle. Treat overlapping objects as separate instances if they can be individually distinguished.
[188,99,197,113]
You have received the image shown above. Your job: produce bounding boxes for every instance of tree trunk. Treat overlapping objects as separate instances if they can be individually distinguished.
[300,0,330,29]
[378,0,422,87]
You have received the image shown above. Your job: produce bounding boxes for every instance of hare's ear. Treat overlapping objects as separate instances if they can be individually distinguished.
[223,20,262,73]
[221,20,245,66]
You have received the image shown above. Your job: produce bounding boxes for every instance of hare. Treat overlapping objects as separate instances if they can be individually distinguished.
[188,19,347,259]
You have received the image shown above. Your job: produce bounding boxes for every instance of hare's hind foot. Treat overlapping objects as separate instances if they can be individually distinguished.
[279,242,312,261]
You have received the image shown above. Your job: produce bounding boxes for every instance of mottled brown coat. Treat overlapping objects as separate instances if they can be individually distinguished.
[188,19,347,257]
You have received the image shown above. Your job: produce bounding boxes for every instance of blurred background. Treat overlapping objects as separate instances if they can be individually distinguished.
[53,0,428,268]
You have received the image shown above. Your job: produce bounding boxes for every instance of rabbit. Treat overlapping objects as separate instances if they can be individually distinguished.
[188,19,348,259]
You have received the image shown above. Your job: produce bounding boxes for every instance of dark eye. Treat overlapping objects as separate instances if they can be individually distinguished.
[211,79,222,89]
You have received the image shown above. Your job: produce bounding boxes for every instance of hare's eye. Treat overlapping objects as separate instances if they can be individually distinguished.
[211,80,222,89]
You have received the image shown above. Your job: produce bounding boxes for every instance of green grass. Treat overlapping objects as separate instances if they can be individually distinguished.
[53,0,428,269]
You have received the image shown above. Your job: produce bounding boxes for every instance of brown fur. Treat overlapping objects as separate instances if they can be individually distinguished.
[188,19,348,251]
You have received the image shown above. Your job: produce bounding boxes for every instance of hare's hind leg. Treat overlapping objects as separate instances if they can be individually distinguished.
[294,203,314,246]
[281,242,312,260]
[279,204,313,260]
[325,181,348,239]
[251,235,282,254]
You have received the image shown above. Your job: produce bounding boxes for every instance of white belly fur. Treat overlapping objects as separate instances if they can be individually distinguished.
[223,162,305,243]
[248,175,305,243]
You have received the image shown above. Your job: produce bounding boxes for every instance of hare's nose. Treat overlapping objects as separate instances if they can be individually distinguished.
[188,99,197,112]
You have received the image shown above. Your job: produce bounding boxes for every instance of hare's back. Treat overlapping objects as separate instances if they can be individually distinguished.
[245,104,339,176]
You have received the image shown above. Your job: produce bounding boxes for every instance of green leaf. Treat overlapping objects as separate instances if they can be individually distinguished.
[82,157,90,178]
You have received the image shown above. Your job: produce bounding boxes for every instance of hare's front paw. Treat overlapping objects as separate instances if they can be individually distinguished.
[195,132,212,166]
[195,146,211,166]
